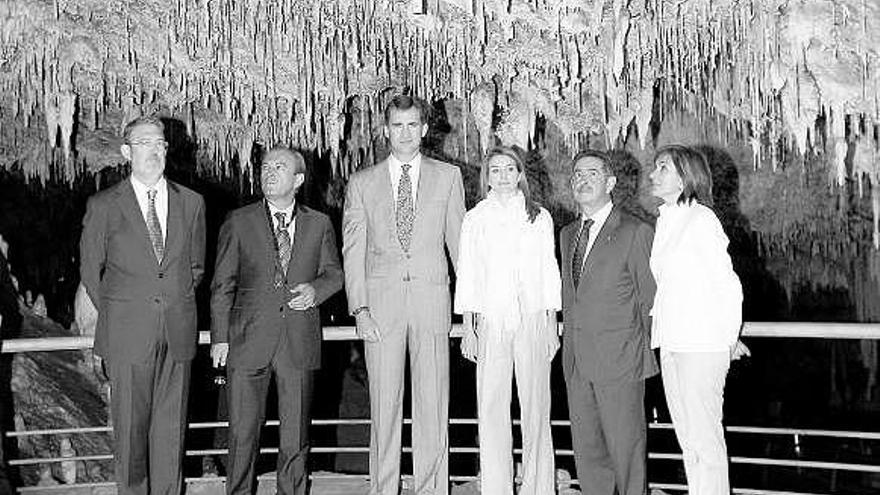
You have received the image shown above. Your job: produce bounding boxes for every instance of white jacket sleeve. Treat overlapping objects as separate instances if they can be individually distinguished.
[538,210,562,311]
[453,212,482,314]
[696,211,743,346]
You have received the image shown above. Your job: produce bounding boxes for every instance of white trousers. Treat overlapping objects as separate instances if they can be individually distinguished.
[476,314,555,495]
[661,350,730,495]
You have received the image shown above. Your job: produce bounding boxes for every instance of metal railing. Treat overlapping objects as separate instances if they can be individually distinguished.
[3,321,880,494]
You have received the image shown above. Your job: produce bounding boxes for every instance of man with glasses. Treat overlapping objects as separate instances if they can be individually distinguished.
[210,147,342,494]
[560,150,657,495]
[78,115,206,495]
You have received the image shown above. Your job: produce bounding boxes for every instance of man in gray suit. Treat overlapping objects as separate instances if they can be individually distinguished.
[560,150,657,495]
[79,115,206,495]
[342,95,465,495]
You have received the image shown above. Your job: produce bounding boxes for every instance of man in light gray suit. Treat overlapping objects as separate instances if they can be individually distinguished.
[343,95,465,495]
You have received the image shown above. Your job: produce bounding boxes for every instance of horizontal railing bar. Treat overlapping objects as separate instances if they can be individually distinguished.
[650,452,880,472]
[649,483,828,495]
[12,420,880,443]
[13,479,827,495]
[4,322,880,354]
[16,445,880,474]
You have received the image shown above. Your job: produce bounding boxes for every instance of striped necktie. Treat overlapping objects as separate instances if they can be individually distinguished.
[571,218,594,289]
[396,163,414,251]
[146,189,164,262]
[274,212,292,288]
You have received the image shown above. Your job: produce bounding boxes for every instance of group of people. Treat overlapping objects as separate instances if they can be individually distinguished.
[76,94,743,495]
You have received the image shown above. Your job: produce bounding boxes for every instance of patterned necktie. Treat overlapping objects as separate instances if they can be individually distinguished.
[274,212,292,288]
[146,189,164,262]
[571,218,594,289]
[396,163,414,252]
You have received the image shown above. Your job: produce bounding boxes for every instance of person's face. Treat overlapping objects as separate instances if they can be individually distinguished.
[384,107,427,158]
[485,154,522,195]
[121,123,167,185]
[650,154,684,205]
[261,151,305,205]
[571,156,615,210]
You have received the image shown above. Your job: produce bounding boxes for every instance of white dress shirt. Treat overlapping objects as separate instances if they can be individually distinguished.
[650,201,743,351]
[573,199,613,273]
[388,152,422,204]
[267,201,297,241]
[454,191,561,334]
[130,176,168,239]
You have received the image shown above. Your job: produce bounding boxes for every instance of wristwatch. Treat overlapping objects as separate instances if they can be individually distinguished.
[352,306,370,316]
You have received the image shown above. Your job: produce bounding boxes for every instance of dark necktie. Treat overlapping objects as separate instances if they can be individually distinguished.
[571,218,594,289]
[146,189,164,262]
[396,163,414,252]
[274,212,291,288]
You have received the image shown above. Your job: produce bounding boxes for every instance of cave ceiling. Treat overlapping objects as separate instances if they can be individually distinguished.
[0,0,878,190]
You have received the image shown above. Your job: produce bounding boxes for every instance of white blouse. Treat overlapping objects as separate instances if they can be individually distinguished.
[454,191,561,334]
[650,201,743,352]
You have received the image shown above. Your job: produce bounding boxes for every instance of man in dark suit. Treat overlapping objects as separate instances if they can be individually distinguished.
[210,147,343,495]
[560,150,657,495]
[78,115,206,494]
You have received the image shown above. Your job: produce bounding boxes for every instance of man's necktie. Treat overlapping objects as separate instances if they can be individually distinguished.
[274,212,292,288]
[396,163,414,252]
[146,189,164,262]
[571,218,594,289]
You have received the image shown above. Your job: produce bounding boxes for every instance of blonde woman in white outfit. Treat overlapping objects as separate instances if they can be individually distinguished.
[649,145,744,495]
[455,146,562,495]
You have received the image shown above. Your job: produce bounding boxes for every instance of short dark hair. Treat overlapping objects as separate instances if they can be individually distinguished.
[655,145,713,207]
[263,146,307,176]
[571,149,614,177]
[384,95,429,124]
[122,115,165,144]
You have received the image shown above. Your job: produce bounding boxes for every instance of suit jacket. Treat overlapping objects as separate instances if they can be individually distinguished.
[560,206,658,384]
[79,179,206,363]
[342,156,465,331]
[211,202,343,370]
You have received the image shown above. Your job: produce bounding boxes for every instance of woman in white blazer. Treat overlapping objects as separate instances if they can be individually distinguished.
[455,146,561,495]
[648,145,743,495]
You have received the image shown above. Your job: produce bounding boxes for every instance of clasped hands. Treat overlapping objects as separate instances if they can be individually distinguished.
[210,283,318,368]
[460,311,559,364]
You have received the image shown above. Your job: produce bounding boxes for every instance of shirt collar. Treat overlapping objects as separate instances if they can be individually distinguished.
[585,200,613,225]
[389,152,422,171]
[130,176,167,196]
[267,200,296,226]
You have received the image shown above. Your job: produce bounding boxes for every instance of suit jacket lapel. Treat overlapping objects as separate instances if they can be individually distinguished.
[252,202,277,278]
[375,161,397,245]
[560,222,576,289]
[288,207,311,279]
[580,207,621,284]
[115,182,156,263]
[162,182,183,267]
[412,159,436,241]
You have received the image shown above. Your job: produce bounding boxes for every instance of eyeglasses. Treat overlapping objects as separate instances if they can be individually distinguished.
[571,169,605,182]
[128,139,168,150]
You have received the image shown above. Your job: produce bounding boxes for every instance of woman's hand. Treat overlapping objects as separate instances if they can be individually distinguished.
[544,310,560,361]
[461,312,479,363]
